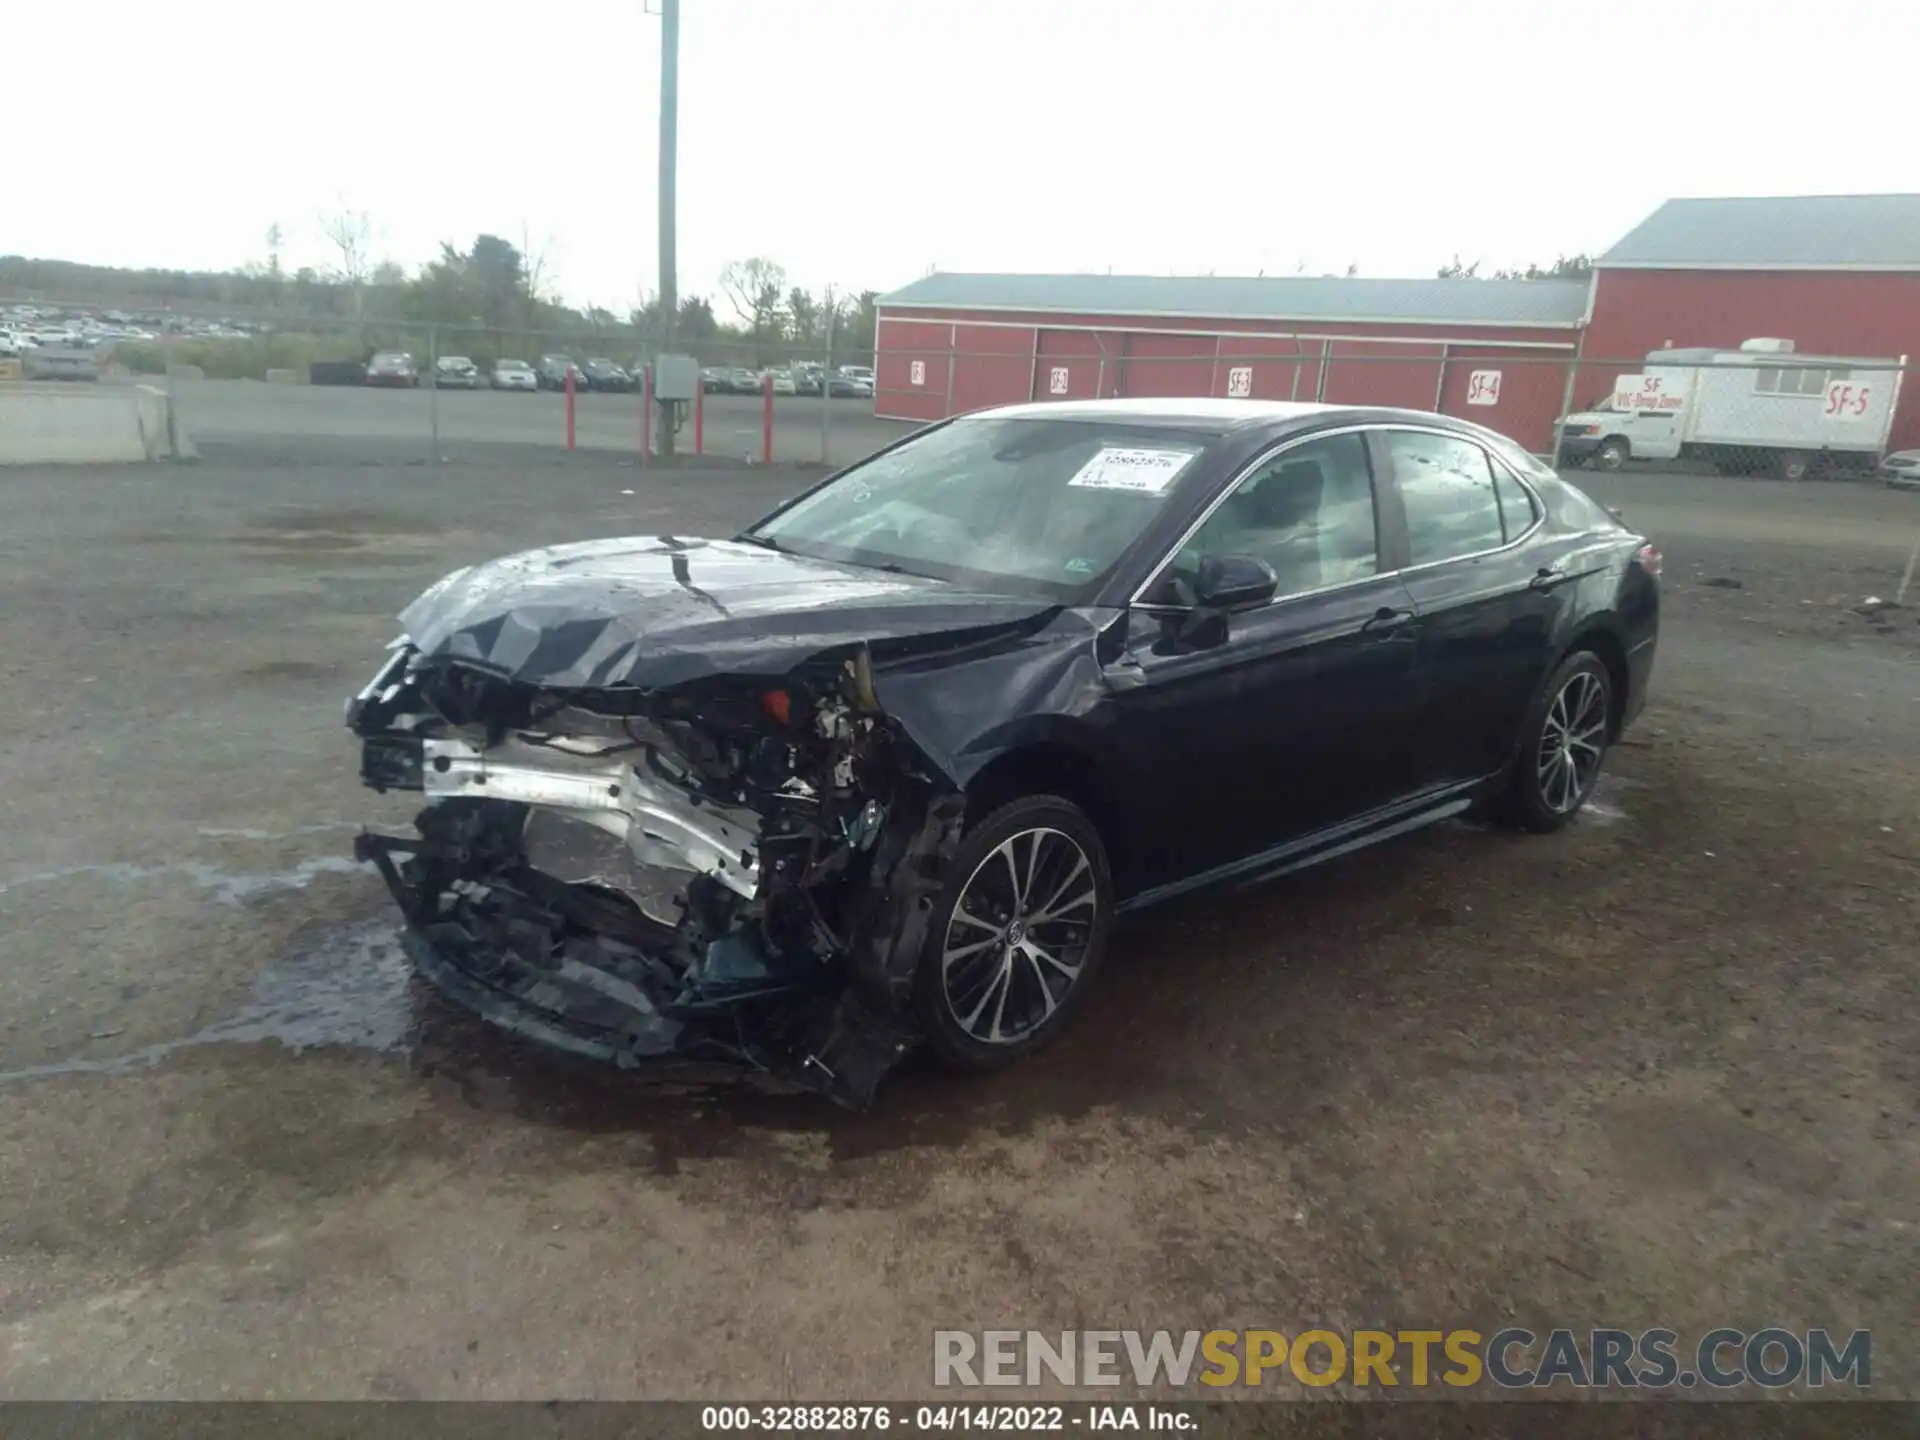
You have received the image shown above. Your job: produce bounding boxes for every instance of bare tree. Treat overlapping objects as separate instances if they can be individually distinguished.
[320,206,371,286]
[320,204,373,337]
[718,257,788,335]
[518,222,556,332]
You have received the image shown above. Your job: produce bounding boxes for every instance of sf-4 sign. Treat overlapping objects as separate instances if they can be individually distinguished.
[1466,370,1502,406]
[1824,377,1872,420]
[1226,365,1252,398]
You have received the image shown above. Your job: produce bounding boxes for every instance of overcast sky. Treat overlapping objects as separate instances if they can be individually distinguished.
[10,0,1916,314]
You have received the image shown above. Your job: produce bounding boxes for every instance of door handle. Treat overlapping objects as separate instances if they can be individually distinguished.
[1361,605,1414,637]
[1529,567,1574,592]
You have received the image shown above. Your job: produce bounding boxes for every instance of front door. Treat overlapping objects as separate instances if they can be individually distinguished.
[1105,429,1423,889]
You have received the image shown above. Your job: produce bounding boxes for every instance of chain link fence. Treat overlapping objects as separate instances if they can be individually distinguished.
[8,299,1918,483]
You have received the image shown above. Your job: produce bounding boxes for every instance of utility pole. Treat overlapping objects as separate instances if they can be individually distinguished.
[657,0,679,459]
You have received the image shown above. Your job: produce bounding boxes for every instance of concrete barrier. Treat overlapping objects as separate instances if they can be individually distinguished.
[0,358,21,381]
[166,363,205,381]
[0,383,196,464]
[265,368,302,385]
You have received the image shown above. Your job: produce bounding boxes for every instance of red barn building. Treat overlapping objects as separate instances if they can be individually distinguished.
[872,274,1587,453]
[1584,194,1920,451]
[873,193,1920,454]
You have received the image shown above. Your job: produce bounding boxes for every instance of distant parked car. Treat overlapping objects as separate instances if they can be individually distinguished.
[433,356,481,389]
[761,367,797,396]
[793,366,826,397]
[537,355,586,391]
[829,371,874,399]
[837,364,875,386]
[0,329,36,357]
[492,359,538,392]
[1881,451,1920,491]
[700,366,729,393]
[366,352,420,387]
[582,359,633,393]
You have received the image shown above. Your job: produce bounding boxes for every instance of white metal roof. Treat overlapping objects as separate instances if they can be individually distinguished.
[1598,195,1920,270]
[876,273,1589,328]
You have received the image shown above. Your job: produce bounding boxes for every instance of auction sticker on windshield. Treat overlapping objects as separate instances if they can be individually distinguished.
[1066,447,1196,494]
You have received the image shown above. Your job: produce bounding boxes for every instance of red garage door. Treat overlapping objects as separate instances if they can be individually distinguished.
[876,318,951,423]
[1114,333,1218,398]
[952,324,1035,414]
[1214,334,1322,402]
[1436,351,1574,454]
[1033,331,1115,401]
[1321,340,1446,412]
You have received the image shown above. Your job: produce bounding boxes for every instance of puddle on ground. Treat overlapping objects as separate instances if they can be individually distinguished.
[1580,771,1643,827]
[0,919,413,1088]
[0,854,367,905]
[197,823,358,842]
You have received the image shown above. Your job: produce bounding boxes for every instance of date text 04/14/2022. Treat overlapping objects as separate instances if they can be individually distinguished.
[699,1403,1197,1431]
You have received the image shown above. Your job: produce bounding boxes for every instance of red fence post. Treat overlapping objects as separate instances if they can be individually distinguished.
[564,368,576,451]
[694,383,705,455]
[641,365,654,461]
[762,373,774,464]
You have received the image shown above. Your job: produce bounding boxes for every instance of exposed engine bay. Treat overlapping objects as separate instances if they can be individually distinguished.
[349,639,964,1109]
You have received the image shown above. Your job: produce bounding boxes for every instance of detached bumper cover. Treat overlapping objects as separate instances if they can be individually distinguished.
[355,824,919,1108]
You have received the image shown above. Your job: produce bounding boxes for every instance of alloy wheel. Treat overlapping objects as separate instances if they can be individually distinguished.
[941,827,1099,1045]
[1537,670,1607,814]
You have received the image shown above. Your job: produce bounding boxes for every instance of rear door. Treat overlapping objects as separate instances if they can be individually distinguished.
[1379,427,1574,785]
[1109,429,1422,885]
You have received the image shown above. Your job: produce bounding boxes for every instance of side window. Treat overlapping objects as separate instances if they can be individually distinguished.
[1492,464,1538,542]
[1386,431,1506,566]
[1175,433,1379,599]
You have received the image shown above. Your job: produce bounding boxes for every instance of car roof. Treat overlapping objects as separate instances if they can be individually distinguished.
[958,396,1508,436]
[968,397,1339,428]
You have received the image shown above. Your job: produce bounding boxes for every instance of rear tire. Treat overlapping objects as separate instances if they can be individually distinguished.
[912,795,1113,1073]
[1495,650,1614,834]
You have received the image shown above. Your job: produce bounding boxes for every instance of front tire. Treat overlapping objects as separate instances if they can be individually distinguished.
[912,795,1113,1072]
[1594,437,1629,471]
[1499,651,1613,833]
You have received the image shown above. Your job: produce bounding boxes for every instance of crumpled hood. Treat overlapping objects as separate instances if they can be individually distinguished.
[397,535,1062,690]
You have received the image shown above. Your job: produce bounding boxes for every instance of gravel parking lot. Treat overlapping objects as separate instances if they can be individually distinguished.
[1,443,1917,1401]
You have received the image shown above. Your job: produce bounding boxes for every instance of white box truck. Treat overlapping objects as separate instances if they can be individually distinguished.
[1558,338,1906,481]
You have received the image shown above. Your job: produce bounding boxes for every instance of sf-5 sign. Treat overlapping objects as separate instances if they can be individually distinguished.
[1824,378,1873,421]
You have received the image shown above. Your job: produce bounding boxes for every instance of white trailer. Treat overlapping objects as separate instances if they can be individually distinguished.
[1559,338,1906,481]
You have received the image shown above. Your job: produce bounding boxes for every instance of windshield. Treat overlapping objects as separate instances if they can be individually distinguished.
[748,416,1214,598]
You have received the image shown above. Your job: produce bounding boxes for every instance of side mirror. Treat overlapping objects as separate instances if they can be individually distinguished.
[1193,553,1278,611]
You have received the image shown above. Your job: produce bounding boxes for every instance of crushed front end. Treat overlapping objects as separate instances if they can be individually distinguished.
[347,640,962,1108]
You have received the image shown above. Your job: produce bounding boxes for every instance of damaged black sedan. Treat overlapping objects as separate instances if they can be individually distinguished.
[349,399,1660,1107]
